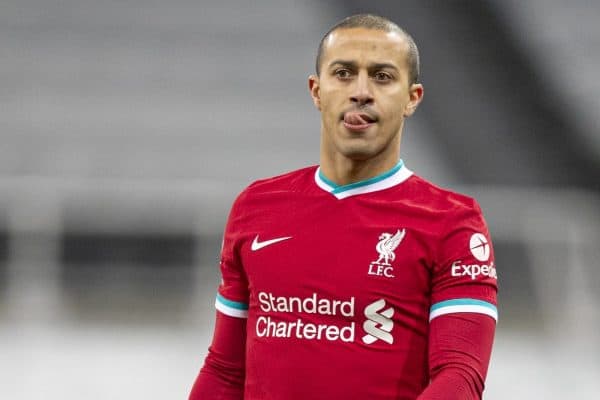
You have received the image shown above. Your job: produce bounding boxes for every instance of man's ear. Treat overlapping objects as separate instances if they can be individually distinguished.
[404,83,424,117]
[308,74,321,110]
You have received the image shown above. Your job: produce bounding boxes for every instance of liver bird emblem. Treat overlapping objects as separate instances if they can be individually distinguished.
[374,229,406,265]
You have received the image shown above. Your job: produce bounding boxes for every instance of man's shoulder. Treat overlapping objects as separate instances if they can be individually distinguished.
[407,173,481,214]
[240,165,318,198]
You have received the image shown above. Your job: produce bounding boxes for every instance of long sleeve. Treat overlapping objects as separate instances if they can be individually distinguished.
[417,313,496,400]
[419,197,497,399]
[188,311,247,400]
[190,189,250,399]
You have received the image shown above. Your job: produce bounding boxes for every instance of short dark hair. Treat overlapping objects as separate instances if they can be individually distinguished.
[315,14,420,85]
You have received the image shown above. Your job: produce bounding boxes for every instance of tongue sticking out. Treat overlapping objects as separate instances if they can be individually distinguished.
[343,112,375,130]
[344,112,370,125]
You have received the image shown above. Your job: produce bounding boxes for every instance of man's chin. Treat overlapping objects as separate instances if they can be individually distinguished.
[336,144,378,161]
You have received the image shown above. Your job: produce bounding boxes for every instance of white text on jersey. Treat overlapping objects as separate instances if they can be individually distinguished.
[451,260,497,280]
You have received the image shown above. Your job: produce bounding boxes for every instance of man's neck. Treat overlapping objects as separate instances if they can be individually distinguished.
[318,152,401,186]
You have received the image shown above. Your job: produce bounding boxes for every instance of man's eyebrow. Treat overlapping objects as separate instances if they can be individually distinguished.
[328,60,357,68]
[371,62,399,71]
[328,60,399,71]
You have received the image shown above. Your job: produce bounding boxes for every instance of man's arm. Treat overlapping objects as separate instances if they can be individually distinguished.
[417,311,495,399]
[188,311,247,400]
[421,198,497,399]
[189,190,250,399]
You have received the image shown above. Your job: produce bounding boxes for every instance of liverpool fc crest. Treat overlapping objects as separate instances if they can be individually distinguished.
[368,229,406,278]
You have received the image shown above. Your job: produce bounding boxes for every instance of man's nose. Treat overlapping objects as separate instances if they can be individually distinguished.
[350,72,374,106]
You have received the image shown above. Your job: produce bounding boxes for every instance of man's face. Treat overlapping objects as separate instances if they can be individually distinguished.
[309,28,423,162]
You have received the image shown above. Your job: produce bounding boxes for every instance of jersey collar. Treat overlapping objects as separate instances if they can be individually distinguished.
[314,160,413,199]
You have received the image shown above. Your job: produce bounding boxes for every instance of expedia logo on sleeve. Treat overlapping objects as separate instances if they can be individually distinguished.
[451,233,497,280]
[451,260,497,280]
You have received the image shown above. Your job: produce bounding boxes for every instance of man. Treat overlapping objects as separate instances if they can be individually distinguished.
[190,14,497,400]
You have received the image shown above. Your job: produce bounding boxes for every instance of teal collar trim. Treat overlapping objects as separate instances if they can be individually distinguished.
[315,160,413,200]
[319,160,403,194]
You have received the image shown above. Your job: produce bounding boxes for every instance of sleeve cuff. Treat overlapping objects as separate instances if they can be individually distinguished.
[430,298,497,322]
[215,293,249,318]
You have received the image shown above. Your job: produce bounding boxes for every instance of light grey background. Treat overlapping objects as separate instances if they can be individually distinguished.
[1,1,599,398]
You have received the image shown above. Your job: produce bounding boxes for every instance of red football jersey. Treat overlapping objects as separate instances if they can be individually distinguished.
[215,160,497,399]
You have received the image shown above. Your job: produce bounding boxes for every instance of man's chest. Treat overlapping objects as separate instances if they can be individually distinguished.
[237,197,438,311]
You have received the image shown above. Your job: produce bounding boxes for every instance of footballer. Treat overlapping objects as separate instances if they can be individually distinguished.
[190,14,497,400]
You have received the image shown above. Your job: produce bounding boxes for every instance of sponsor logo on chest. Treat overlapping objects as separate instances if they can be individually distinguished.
[255,291,395,345]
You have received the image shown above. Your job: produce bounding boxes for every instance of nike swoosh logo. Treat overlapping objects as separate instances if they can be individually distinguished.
[251,235,292,251]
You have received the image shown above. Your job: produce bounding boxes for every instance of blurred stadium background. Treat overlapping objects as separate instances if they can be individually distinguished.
[1,0,599,398]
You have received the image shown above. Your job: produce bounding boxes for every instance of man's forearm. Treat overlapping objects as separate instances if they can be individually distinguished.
[416,365,483,400]
[417,313,495,400]
[189,359,244,400]
[189,312,247,400]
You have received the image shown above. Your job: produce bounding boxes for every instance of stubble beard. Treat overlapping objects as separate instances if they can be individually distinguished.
[332,123,400,163]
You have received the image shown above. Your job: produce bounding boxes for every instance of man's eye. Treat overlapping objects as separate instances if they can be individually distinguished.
[335,69,351,79]
[374,72,392,81]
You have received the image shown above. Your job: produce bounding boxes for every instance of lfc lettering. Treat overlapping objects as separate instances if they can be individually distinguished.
[367,263,395,277]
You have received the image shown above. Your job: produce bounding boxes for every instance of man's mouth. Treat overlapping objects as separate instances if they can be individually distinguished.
[342,111,377,131]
